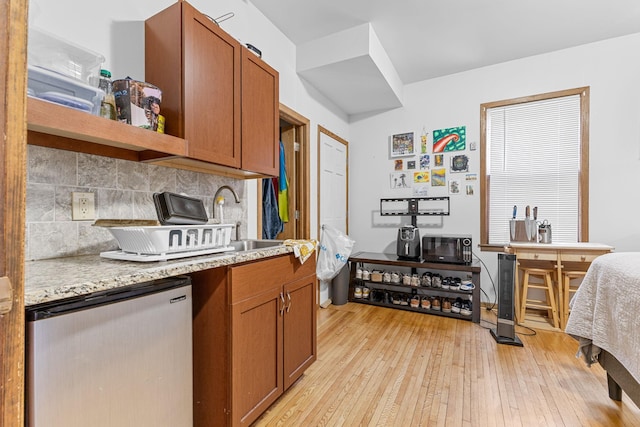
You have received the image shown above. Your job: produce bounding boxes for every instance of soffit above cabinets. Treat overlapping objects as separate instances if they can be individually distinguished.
[296,23,403,118]
[253,0,640,118]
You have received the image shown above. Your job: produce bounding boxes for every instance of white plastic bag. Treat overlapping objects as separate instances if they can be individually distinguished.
[316,224,355,281]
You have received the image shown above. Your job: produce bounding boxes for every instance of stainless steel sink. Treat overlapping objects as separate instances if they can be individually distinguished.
[227,239,283,252]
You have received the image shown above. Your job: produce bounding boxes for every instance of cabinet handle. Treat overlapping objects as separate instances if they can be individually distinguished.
[286,292,292,313]
[280,292,285,316]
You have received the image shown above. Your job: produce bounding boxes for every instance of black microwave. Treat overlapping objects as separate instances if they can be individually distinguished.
[422,235,472,265]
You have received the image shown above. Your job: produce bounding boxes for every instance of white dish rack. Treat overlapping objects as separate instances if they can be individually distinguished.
[100,223,235,262]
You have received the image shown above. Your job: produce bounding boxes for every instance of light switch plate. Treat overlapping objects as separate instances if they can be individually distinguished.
[72,192,96,220]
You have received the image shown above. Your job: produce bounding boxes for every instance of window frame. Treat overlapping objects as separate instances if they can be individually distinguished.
[479,87,590,250]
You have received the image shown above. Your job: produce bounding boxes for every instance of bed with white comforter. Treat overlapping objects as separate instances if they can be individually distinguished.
[565,252,640,406]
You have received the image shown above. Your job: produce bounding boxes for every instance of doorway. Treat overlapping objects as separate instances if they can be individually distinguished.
[257,103,311,240]
[317,126,349,306]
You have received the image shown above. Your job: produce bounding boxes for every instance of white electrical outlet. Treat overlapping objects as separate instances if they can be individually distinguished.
[72,192,96,221]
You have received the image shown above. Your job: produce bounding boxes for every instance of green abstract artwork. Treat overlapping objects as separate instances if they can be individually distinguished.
[433,126,466,152]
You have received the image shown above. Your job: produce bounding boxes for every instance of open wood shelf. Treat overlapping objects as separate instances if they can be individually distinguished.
[356,279,475,296]
[350,297,474,321]
[26,97,269,179]
[27,96,187,157]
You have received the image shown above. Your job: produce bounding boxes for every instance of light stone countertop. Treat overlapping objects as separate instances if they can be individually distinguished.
[25,246,293,306]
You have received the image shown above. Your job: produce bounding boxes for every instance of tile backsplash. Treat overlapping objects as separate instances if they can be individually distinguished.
[26,145,247,260]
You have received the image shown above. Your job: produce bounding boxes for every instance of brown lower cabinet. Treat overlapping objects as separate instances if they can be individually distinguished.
[191,254,317,426]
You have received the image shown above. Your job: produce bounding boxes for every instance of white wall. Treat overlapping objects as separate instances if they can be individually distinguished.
[349,33,640,303]
[29,0,350,240]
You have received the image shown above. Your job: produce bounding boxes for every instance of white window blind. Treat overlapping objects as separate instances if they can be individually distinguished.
[487,95,581,244]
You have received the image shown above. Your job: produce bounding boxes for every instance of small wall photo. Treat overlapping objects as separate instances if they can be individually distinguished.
[390,172,411,189]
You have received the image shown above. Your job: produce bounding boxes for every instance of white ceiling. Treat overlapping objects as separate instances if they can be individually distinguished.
[250,0,640,117]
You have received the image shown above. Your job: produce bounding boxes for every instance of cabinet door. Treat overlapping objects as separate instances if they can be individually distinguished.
[183,3,241,166]
[231,286,283,426]
[283,274,317,390]
[241,50,279,176]
[146,2,241,167]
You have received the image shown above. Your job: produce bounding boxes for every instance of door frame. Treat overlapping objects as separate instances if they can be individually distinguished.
[1,0,28,424]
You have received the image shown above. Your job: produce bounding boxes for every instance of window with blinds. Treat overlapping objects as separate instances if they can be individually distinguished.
[481,88,589,245]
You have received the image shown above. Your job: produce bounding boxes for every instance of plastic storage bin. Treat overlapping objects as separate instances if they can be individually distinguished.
[28,65,105,115]
[28,27,105,84]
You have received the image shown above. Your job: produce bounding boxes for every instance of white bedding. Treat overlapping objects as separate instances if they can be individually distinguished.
[565,252,640,383]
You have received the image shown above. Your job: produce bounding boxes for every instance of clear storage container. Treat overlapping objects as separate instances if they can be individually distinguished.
[28,65,105,115]
[28,27,105,84]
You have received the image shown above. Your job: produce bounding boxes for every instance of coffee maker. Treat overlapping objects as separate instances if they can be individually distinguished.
[397,224,421,260]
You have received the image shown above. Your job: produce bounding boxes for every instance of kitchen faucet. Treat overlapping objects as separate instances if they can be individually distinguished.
[213,185,240,224]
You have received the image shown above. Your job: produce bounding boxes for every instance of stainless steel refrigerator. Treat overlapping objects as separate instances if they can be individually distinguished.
[26,277,193,427]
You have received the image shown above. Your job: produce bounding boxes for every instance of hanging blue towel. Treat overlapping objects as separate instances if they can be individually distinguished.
[278,141,289,222]
[262,178,283,239]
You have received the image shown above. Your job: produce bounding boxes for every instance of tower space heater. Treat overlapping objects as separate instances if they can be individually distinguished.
[490,253,523,347]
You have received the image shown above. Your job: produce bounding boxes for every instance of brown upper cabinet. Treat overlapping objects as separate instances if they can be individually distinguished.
[240,51,279,176]
[145,1,279,177]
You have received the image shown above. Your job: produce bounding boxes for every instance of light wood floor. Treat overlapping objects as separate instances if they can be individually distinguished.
[254,303,640,427]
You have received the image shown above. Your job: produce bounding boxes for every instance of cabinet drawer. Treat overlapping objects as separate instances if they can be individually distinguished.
[230,254,316,303]
[515,251,557,261]
[560,251,608,263]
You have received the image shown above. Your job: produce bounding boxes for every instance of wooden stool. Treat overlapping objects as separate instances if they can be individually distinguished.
[561,270,587,329]
[519,267,559,328]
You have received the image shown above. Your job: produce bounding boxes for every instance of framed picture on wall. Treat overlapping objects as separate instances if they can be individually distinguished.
[391,132,415,157]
